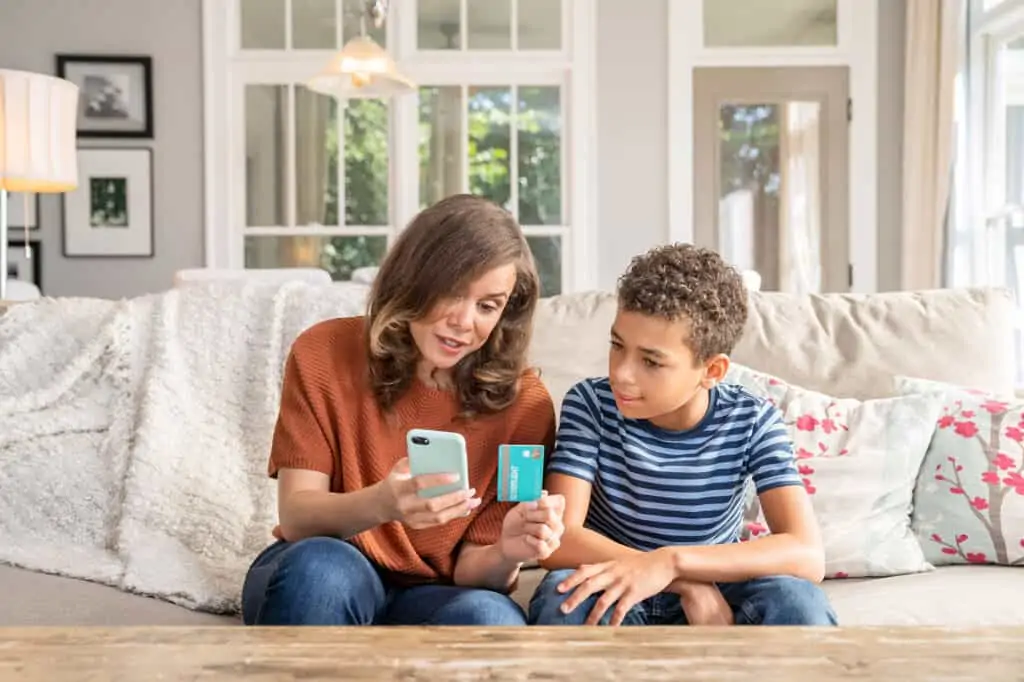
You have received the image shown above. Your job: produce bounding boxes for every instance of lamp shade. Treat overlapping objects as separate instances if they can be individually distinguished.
[306,35,415,99]
[0,69,79,193]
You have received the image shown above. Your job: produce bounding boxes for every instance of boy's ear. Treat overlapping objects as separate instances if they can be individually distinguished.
[702,353,730,388]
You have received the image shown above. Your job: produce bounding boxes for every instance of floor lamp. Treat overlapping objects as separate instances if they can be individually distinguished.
[0,69,79,301]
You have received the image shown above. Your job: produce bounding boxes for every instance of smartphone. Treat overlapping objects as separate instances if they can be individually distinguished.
[406,428,470,499]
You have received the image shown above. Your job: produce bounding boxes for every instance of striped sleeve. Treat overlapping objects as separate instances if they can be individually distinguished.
[747,401,802,493]
[547,380,603,483]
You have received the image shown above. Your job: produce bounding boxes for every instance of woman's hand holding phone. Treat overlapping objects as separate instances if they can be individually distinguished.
[376,457,482,530]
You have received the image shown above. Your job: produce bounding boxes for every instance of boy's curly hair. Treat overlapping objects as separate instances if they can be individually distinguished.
[616,243,749,362]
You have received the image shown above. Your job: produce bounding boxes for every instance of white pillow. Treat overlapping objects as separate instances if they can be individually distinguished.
[726,363,944,578]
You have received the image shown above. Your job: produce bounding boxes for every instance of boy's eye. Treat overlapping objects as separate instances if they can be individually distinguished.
[609,340,622,350]
[643,358,662,369]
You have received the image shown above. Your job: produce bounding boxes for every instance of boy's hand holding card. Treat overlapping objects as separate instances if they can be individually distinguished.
[497,444,545,502]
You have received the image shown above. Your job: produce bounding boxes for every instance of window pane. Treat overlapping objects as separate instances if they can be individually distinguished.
[295,86,338,226]
[527,235,561,297]
[245,85,288,226]
[518,86,561,225]
[418,0,461,49]
[468,87,511,210]
[343,0,386,46]
[293,0,336,49]
[419,86,464,208]
[345,99,389,226]
[717,102,824,294]
[241,0,285,49]
[468,0,511,50]
[518,0,561,49]
[703,0,837,47]
[245,235,388,280]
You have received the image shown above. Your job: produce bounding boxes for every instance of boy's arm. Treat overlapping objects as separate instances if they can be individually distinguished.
[664,403,825,584]
[538,474,641,570]
[537,381,641,570]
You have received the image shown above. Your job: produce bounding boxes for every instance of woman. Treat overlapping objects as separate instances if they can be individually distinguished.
[241,194,565,626]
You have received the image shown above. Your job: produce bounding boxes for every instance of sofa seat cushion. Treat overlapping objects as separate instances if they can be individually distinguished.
[0,564,237,626]
[820,566,1024,625]
[5,564,1020,627]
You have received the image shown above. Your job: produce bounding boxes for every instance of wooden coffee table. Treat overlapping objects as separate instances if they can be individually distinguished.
[2,626,1021,680]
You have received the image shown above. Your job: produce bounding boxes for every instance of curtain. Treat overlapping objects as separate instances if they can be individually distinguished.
[779,101,822,294]
[902,0,964,290]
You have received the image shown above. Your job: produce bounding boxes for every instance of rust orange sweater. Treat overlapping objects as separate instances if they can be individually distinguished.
[267,316,556,584]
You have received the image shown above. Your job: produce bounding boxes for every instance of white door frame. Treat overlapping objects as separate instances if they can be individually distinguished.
[667,0,878,293]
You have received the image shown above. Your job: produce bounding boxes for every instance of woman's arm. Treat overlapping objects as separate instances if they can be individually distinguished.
[277,464,482,542]
[452,374,563,590]
[275,468,389,541]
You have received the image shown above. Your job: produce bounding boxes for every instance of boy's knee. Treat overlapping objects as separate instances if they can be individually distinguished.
[527,569,583,625]
[741,576,837,626]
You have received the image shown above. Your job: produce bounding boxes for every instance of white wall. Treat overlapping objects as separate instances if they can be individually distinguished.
[0,0,906,297]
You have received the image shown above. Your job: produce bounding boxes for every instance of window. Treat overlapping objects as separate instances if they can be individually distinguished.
[952,0,1024,384]
[202,0,596,296]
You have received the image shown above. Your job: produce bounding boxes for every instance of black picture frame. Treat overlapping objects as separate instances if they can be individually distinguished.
[7,240,42,293]
[61,147,155,259]
[56,54,154,139]
[5,192,41,231]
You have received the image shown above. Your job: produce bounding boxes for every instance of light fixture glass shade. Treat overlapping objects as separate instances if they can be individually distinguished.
[0,69,79,193]
[306,35,415,99]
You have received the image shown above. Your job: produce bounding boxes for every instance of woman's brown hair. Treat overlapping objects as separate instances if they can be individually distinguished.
[365,194,540,415]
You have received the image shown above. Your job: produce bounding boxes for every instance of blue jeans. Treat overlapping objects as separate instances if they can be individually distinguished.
[241,537,527,626]
[528,569,838,626]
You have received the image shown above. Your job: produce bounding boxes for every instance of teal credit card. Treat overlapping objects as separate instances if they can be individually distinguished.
[497,444,545,502]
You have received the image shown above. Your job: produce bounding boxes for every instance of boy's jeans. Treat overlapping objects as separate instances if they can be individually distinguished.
[528,569,838,626]
[241,537,527,626]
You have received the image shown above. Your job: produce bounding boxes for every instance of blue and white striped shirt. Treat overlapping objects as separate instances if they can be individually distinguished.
[549,377,802,550]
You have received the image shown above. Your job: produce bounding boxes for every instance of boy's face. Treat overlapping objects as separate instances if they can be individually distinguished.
[608,308,728,422]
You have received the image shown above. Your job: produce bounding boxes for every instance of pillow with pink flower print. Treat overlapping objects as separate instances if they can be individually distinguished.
[725,363,945,578]
[894,376,1024,567]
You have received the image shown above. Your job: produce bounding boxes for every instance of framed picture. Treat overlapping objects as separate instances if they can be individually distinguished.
[62,148,154,258]
[6,241,42,292]
[5,192,40,231]
[56,55,153,138]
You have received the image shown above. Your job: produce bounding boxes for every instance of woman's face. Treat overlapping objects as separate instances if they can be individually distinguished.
[409,263,518,376]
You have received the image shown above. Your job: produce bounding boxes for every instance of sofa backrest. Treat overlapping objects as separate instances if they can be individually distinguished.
[530,287,1018,412]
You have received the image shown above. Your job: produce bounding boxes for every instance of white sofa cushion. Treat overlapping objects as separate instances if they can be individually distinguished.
[727,363,943,578]
[530,288,1017,413]
[896,376,1024,568]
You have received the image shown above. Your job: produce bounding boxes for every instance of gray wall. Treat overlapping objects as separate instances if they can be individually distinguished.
[0,0,204,299]
[0,0,904,298]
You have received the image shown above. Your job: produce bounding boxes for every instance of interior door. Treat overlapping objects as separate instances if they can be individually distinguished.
[693,66,850,293]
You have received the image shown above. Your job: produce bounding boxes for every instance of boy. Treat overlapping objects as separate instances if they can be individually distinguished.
[528,244,836,627]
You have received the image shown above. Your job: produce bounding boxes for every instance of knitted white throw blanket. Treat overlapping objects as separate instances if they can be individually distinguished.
[0,281,370,613]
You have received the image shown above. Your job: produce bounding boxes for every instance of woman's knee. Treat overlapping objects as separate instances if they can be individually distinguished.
[444,590,527,626]
[243,537,384,625]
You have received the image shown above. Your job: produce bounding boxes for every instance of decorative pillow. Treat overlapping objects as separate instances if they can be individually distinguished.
[894,376,1024,567]
[725,364,944,578]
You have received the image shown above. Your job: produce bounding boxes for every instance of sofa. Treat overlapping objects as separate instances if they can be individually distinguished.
[1,284,1022,626]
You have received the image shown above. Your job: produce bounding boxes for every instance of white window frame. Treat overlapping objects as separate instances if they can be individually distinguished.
[667,0,879,293]
[959,0,1024,287]
[201,0,598,294]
